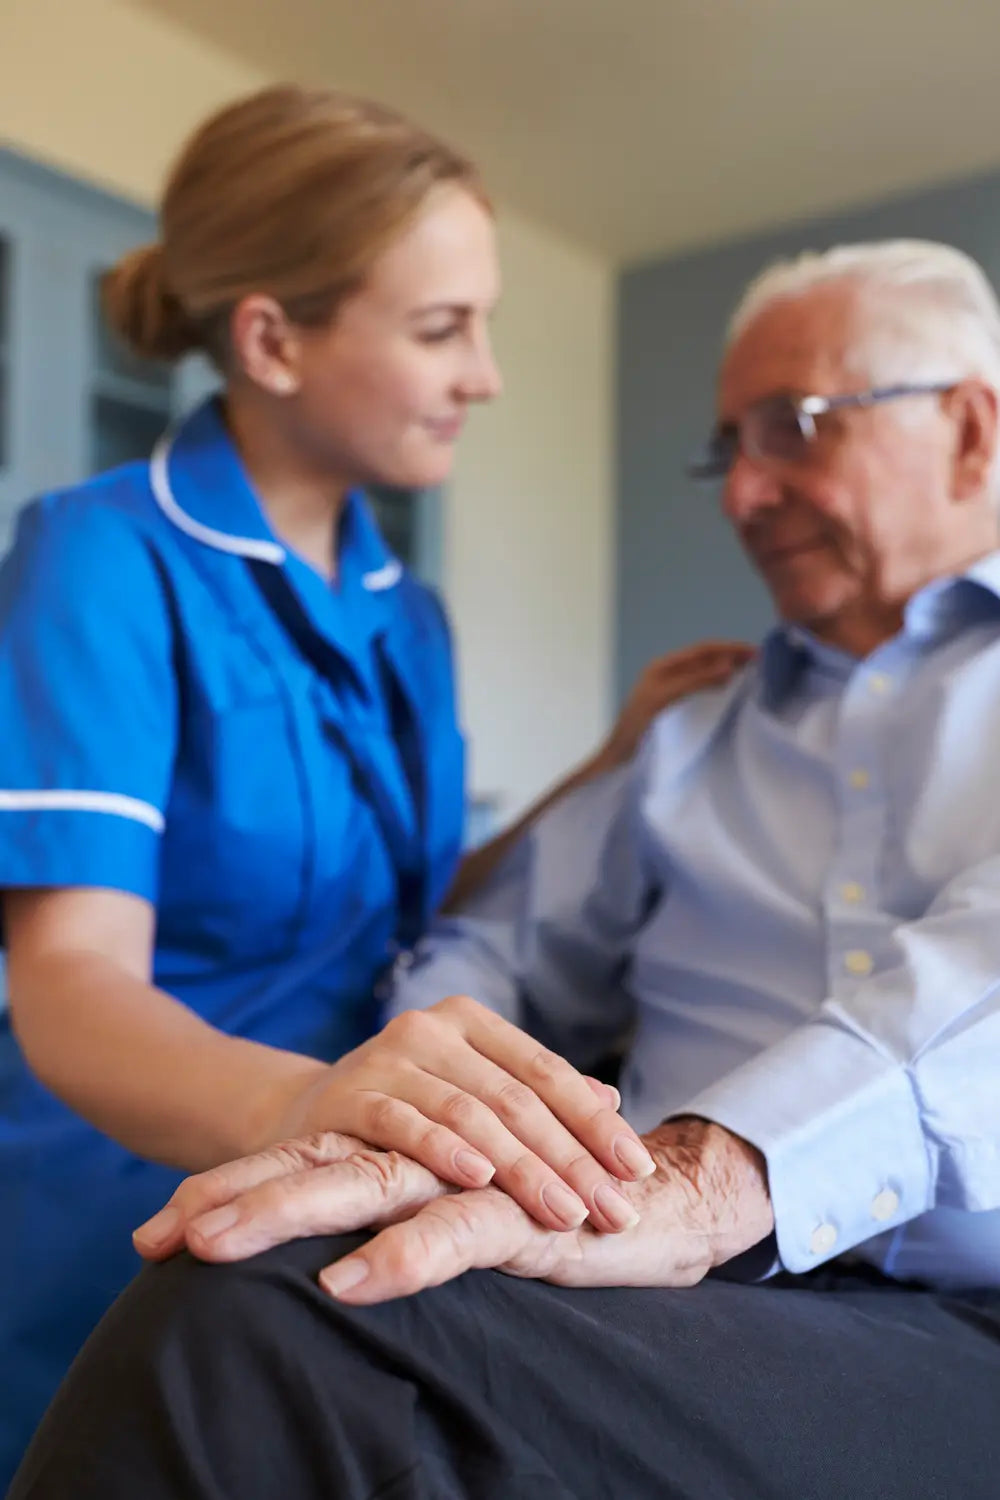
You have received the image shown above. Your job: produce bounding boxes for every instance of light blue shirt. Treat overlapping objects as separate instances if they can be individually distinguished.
[391,554,1000,1290]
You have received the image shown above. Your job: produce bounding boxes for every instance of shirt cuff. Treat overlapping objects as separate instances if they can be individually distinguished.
[679,1021,936,1273]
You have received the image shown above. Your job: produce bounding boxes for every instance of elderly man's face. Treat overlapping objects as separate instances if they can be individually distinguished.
[717,283,997,650]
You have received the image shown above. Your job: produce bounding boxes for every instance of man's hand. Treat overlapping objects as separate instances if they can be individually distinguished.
[134,1130,454,1262]
[320,1116,774,1302]
[135,1118,773,1307]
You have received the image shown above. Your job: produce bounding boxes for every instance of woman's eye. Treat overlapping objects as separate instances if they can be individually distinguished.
[418,326,460,344]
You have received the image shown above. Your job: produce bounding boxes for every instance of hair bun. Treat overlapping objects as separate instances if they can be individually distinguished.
[101,243,201,364]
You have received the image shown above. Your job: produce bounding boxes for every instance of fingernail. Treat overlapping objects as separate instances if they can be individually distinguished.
[541,1181,588,1228]
[594,1183,641,1231]
[613,1135,657,1179]
[190,1204,240,1242]
[455,1149,495,1186]
[320,1258,370,1299]
[605,1084,622,1111]
[133,1205,181,1250]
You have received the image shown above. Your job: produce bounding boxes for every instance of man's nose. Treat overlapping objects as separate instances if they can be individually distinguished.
[721,451,784,525]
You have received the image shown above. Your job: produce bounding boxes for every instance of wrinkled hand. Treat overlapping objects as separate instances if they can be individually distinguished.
[135,1118,773,1307]
[597,641,755,771]
[318,1117,773,1303]
[134,1130,453,1263]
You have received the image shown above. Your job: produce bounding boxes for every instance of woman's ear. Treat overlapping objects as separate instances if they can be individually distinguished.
[228,295,303,397]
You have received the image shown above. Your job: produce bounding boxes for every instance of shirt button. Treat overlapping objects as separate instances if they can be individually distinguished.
[870,1188,900,1222]
[810,1223,838,1257]
[868,672,892,695]
[844,949,874,976]
[848,769,870,790]
[840,882,866,904]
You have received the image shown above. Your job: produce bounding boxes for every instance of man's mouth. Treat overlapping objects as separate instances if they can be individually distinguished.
[755,539,830,565]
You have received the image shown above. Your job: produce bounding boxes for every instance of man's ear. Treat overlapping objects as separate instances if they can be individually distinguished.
[945,379,999,501]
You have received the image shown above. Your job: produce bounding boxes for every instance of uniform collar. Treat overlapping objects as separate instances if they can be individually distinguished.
[149,397,403,594]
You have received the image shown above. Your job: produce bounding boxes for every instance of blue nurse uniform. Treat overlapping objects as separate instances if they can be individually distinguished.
[0,398,466,1485]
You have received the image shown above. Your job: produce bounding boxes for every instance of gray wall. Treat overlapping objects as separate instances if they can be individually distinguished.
[616,165,1000,697]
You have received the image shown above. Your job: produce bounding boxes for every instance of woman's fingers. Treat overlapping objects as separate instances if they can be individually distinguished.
[317,1005,648,1232]
[383,998,652,1231]
[329,1088,498,1193]
[359,1066,638,1234]
[645,640,754,677]
[437,996,655,1181]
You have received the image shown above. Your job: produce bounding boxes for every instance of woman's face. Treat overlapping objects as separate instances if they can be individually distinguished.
[267,186,502,491]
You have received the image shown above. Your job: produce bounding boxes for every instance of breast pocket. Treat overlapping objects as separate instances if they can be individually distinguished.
[157,691,312,966]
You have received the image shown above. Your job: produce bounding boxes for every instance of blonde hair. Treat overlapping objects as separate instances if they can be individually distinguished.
[103,84,489,366]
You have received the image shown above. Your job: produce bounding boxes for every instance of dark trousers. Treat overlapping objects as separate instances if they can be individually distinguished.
[9,1232,1000,1500]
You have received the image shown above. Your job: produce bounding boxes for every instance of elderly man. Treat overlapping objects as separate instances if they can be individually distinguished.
[12,239,1000,1500]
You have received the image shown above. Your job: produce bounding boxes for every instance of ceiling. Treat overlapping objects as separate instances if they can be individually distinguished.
[136,0,1000,265]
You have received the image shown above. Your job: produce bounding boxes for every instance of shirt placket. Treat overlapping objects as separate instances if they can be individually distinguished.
[824,651,911,998]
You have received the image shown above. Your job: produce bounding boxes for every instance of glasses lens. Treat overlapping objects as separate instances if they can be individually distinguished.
[747,395,810,463]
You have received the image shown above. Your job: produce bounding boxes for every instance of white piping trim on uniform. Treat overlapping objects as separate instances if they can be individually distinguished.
[0,790,165,833]
[361,559,403,592]
[149,431,286,565]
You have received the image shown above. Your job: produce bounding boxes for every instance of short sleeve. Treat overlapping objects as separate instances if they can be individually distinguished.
[0,492,178,906]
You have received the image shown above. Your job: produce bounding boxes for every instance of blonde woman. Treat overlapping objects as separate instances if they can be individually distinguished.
[0,84,749,1482]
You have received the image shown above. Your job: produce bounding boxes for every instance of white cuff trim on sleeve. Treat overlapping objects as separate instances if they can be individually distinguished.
[0,790,165,833]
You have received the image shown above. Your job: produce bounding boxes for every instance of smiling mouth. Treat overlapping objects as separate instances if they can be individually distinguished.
[425,417,465,441]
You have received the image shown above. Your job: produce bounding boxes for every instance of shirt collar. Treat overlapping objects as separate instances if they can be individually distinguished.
[757,626,848,707]
[149,397,402,594]
[902,550,1000,640]
[759,548,1000,708]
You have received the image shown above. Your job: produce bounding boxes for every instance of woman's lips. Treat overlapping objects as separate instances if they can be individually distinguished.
[425,416,465,441]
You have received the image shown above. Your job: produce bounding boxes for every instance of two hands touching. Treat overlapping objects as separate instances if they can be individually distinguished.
[135,999,774,1305]
[135,637,768,1303]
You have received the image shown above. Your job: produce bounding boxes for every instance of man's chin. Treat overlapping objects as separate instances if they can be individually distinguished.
[773,586,855,634]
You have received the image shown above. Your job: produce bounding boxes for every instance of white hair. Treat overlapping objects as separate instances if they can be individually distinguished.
[726,239,1000,499]
[727,239,1000,392]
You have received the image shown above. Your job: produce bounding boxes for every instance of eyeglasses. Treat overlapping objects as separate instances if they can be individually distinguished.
[687,381,956,480]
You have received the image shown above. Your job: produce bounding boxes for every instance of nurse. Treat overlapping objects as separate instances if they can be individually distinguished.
[0,84,749,1484]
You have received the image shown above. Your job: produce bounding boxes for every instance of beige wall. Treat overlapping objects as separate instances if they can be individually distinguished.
[1,0,614,816]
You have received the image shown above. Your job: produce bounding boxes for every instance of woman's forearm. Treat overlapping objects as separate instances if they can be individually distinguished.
[10,950,327,1171]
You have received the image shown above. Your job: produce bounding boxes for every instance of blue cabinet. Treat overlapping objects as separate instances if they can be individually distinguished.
[0,147,440,580]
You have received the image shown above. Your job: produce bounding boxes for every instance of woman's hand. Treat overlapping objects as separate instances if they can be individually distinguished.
[261,996,655,1235]
[595,640,755,772]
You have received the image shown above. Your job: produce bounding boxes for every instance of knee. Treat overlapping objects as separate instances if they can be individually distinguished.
[99,1232,371,1369]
